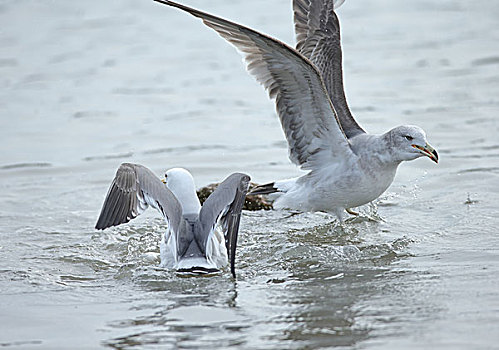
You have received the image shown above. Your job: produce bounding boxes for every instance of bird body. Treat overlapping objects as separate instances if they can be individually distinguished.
[159,217,228,274]
[266,133,399,218]
[95,164,250,277]
[159,213,228,274]
[154,0,438,221]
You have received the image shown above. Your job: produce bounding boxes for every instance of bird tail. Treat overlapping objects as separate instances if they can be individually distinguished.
[249,182,279,195]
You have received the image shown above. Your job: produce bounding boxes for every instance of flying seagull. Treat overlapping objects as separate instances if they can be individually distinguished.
[95,163,250,277]
[154,0,438,221]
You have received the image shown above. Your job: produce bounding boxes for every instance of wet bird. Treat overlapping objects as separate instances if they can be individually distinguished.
[154,0,438,221]
[95,163,250,277]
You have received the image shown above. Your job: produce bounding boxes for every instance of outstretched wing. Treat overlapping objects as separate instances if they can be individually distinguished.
[155,0,354,170]
[294,0,345,53]
[293,0,365,138]
[95,163,182,237]
[198,173,250,278]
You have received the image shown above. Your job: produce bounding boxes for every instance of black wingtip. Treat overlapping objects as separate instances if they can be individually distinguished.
[94,219,111,231]
[248,182,278,195]
[153,0,186,11]
[230,250,237,278]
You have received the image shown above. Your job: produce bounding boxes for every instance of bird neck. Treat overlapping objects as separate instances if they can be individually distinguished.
[178,190,201,215]
[379,132,405,166]
[352,133,402,167]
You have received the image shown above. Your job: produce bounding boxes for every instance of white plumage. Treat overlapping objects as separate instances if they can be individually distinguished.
[96,164,250,276]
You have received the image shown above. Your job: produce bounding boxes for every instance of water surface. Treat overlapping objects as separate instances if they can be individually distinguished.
[1,0,498,348]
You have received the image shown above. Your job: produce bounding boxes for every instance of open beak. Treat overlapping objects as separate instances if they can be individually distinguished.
[161,178,167,184]
[412,142,439,164]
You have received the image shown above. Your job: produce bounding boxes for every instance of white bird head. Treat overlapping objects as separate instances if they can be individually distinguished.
[162,168,201,214]
[387,125,438,164]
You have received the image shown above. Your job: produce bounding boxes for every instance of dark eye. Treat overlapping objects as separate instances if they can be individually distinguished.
[404,135,413,141]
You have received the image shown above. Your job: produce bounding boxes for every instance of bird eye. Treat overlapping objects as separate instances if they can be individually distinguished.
[404,135,413,141]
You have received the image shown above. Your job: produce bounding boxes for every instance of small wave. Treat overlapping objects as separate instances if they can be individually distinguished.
[73,110,116,119]
[143,144,227,155]
[472,56,499,67]
[112,87,173,95]
[360,237,414,263]
[0,162,52,170]
[458,167,499,174]
[0,340,42,347]
[59,275,97,282]
[84,152,134,161]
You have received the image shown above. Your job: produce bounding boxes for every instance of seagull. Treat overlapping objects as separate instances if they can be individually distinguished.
[154,0,438,221]
[95,163,250,277]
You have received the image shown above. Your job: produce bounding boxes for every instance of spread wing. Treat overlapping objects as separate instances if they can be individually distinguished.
[95,163,182,237]
[198,173,250,278]
[293,0,365,138]
[155,0,355,170]
[294,0,345,52]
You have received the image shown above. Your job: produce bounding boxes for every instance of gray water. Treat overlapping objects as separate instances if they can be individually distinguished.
[1,0,498,348]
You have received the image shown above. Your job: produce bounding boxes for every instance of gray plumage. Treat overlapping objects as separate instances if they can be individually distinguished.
[154,0,351,171]
[95,163,250,277]
[199,173,249,276]
[154,1,438,221]
[293,0,364,138]
[95,163,182,232]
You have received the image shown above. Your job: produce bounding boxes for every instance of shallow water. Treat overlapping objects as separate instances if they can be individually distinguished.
[1,0,498,348]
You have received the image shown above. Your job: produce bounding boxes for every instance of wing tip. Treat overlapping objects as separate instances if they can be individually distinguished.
[94,221,108,230]
[153,0,171,5]
[248,182,278,195]
[94,219,113,231]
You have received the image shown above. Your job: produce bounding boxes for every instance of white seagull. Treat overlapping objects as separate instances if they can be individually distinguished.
[154,0,438,221]
[95,163,250,277]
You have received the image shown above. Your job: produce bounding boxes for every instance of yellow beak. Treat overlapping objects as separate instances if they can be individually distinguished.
[161,178,167,184]
[412,142,439,164]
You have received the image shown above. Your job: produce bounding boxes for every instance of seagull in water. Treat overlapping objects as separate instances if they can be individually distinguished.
[95,163,250,277]
[154,0,438,221]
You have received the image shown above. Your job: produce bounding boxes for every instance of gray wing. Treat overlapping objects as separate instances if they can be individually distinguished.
[293,0,365,138]
[95,163,182,237]
[198,173,250,278]
[294,0,345,49]
[156,0,354,170]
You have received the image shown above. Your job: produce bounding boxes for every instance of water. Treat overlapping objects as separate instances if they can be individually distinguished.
[1,0,498,348]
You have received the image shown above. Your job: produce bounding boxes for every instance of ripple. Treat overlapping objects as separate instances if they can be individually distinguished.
[83,152,134,161]
[0,162,52,170]
[112,87,173,95]
[360,237,415,263]
[143,144,227,155]
[458,167,499,174]
[472,56,499,66]
[0,340,43,347]
[58,255,116,272]
[59,274,97,283]
[73,110,116,119]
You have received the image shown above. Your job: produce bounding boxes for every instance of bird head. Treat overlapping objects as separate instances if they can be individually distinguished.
[387,125,438,163]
